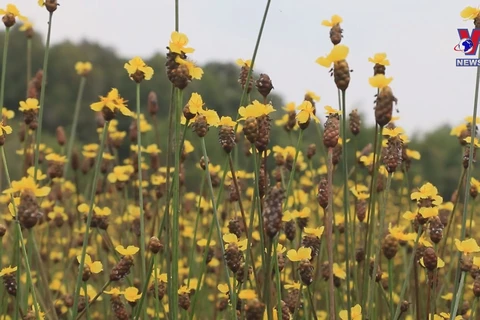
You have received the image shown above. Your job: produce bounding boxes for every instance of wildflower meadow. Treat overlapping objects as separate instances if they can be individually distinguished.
[0,1,480,319]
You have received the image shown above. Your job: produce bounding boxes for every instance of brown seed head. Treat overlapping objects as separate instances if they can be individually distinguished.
[329,24,343,45]
[382,234,398,260]
[323,114,340,149]
[256,73,274,98]
[317,176,329,209]
[333,60,350,91]
[349,109,361,136]
[375,86,397,127]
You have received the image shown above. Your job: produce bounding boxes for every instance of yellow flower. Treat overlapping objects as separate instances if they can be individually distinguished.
[325,105,340,116]
[217,283,230,295]
[382,127,404,137]
[2,108,14,119]
[450,123,467,137]
[45,153,67,163]
[286,247,312,262]
[199,109,220,127]
[219,116,236,127]
[124,57,154,81]
[19,20,33,32]
[108,165,134,183]
[461,6,480,20]
[339,304,362,320]
[77,254,103,274]
[75,61,92,76]
[90,88,132,117]
[0,121,12,136]
[350,186,369,200]
[19,98,40,111]
[0,266,17,277]
[186,92,204,115]
[406,149,421,160]
[284,281,301,290]
[455,238,480,254]
[410,182,442,205]
[305,91,320,102]
[303,227,324,238]
[464,136,480,147]
[104,288,123,296]
[0,4,27,23]
[296,101,320,124]
[282,102,296,112]
[124,287,142,302]
[238,100,276,120]
[222,233,248,251]
[388,224,416,242]
[369,74,393,89]
[236,59,252,68]
[316,45,349,68]
[368,53,390,66]
[115,245,139,256]
[321,14,342,27]
[3,176,50,197]
[419,207,438,219]
[197,239,216,247]
[238,289,257,300]
[472,177,480,191]
[333,263,346,279]
[169,31,195,54]
[175,56,203,80]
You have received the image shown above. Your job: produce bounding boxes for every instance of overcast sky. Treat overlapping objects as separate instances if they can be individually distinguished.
[10,0,479,136]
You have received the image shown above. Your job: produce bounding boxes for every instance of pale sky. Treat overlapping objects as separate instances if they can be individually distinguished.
[10,0,479,136]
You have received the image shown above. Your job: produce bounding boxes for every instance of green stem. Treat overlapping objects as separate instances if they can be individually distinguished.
[170,88,183,320]
[368,172,392,318]
[362,126,382,308]
[284,130,304,210]
[1,147,41,320]
[388,259,394,317]
[199,138,235,318]
[33,12,53,182]
[232,0,271,108]
[326,148,335,319]
[134,82,147,320]
[393,229,423,319]
[0,27,10,116]
[340,89,352,319]
[451,49,480,318]
[26,37,31,98]
[71,121,110,318]
[63,76,86,178]
[75,280,110,320]
[450,272,466,318]
[265,240,273,320]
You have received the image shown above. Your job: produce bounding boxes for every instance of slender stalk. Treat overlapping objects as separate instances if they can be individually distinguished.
[26,37,32,97]
[0,27,10,116]
[362,126,382,308]
[33,12,53,181]
[368,172,392,317]
[451,49,480,319]
[228,154,258,286]
[71,121,110,318]
[326,148,335,319]
[170,88,183,320]
[450,272,466,318]
[64,76,87,178]
[284,130,304,210]
[471,297,478,319]
[393,229,423,319]
[340,89,352,319]
[75,281,110,320]
[199,138,235,318]
[1,147,41,320]
[134,82,148,320]
[388,259,394,317]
